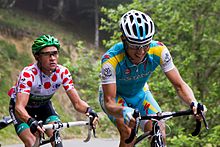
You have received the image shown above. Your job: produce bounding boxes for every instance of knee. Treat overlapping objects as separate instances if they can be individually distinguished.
[116,119,131,139]
[24,140,35,147]
[143,120,153,132]
[21,134,36,147]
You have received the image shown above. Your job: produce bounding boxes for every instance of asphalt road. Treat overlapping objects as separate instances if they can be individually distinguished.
[2,138,120,147]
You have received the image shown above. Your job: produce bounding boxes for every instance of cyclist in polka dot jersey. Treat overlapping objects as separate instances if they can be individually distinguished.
[8,34,98,147]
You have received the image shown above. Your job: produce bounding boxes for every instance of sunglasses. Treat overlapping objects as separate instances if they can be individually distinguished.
[127,42,150,50]
[39,51,59,57]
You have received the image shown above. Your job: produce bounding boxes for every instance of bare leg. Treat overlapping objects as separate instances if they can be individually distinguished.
[18,128,36,147]
[116,118,135,147]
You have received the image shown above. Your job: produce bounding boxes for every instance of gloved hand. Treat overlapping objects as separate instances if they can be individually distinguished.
[86,107,99,129]
[190,101,207,115]
[86,107,98,118]
[122,107,135,124]
[27,118,40,134]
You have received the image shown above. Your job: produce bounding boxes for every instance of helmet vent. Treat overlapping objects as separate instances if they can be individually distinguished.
[150,22,153,33]
[129,15,134,22]
[140,26,143,37]
[142,14,147,21]
[137,18,141,23]
[132,25,137,36]
[126,24,131,35]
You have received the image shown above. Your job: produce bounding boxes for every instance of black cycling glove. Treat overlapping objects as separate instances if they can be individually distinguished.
[27,118,39,134]
[86,107,98,118]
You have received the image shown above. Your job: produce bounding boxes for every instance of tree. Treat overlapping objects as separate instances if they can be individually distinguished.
[0,0,16,8]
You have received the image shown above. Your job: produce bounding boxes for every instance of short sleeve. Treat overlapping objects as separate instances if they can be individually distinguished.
[61,67,74,91]
[160,48,175,72]
[17,70,34,94]
[100,62,116,84]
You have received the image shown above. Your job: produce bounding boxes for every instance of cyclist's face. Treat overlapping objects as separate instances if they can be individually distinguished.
[126,42,150,65]
[37,46,59,74]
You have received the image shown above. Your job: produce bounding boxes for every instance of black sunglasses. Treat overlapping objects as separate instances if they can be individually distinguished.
[127,42,150,50]
[39,51,59,57]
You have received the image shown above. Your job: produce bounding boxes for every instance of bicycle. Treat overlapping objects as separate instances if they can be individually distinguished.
[125,103,208,147]
[0,115,96,147]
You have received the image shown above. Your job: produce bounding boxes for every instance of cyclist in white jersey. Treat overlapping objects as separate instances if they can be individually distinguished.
[99,10,207,147]
[8,34,98,147]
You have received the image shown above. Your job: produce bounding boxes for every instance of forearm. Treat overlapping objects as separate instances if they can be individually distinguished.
[15,105,31,123]
[104,97,124,118]
[67,88,89,113]
[176,82,197,106]
[73,99,89,113]
[15,93,31,123]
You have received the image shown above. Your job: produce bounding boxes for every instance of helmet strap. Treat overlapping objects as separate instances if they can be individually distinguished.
[121,35,128,50]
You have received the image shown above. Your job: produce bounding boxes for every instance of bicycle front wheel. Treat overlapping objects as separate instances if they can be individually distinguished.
[150,123,164,147]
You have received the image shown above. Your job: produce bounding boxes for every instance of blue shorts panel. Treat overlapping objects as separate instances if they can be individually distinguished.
[99,86,161,125]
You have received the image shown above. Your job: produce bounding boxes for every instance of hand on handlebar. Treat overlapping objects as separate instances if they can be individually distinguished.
[190,102,207,120]
[122,107,136,128]
[86,107,99,129]
[27,118,45,135]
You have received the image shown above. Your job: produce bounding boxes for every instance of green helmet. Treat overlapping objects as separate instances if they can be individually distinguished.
[32,34,60,55]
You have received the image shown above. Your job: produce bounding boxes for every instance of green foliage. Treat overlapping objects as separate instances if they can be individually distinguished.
[0,40,17,60]
[0,40,17,114]
[64,41,101,111]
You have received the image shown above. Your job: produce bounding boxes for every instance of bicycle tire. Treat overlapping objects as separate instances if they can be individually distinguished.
[54,131,63,147]
[55,142,63,147]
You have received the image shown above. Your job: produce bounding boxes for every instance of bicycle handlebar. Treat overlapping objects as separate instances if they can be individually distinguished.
[34,115,96,146]
[0,116,13,130]
[125,109,208,144]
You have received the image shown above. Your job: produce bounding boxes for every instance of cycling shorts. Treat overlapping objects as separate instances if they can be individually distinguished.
[9,99,60,135]
[99,84,161,130]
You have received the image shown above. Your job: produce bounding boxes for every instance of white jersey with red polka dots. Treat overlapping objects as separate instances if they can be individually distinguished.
[8,63,74,106]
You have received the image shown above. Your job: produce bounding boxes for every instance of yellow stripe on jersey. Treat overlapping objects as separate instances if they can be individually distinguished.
[103,53,125,69]
[148,46,165,64]
[143,99,158,113]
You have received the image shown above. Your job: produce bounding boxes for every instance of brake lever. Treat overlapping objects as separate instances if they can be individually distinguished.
[84,115,97,142]
[201,111,209,130]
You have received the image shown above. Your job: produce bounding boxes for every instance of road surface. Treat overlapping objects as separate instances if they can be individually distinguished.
[2,138,119,147]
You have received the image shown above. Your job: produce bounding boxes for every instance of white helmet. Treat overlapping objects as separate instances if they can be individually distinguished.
[119,10,155,45]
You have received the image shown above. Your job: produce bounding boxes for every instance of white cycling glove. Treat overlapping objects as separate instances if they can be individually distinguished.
[190,101,207,114]
[122,107,135,124]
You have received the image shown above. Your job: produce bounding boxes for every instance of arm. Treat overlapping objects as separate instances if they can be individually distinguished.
[102,83,124,118]
[15,92,44,133]
[15,92,31,123]
[66,88,89,113]
[165,67,197,106]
